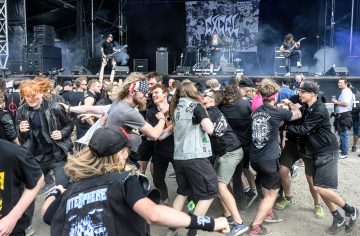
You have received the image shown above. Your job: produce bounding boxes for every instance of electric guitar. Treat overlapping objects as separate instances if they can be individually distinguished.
[283,38,306,57]
[103,45,128,59]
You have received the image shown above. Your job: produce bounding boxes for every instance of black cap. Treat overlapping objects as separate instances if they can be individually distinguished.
[238,78,255,88]
[63,81,73,87]
[107,34,114,38]
[298,81,319,94]
[89,126,129,157]
[281,78,291,85]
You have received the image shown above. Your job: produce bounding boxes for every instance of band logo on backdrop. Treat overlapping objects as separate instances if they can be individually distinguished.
[185,1,260,53]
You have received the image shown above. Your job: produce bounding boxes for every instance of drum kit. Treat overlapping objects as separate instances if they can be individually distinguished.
[192,37,242,74]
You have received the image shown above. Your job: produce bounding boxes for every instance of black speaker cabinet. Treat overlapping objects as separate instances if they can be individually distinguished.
[290,66,309,75]
[325,66,349,76]
[176,66,191,75]
[133,59,148,73]
[156,51,168,75]
[274,58,287,76]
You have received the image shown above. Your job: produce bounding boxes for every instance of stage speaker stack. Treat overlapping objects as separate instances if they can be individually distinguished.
[33,25,55,46]
[156,48,168,75]
[325,66,349,76]
[23,44,62,73]
[133,59,148,73]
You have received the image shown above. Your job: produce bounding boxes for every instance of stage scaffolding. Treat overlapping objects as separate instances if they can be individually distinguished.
[0,0,8,71]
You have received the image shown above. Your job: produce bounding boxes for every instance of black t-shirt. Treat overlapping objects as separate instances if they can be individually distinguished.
[66,91,84,106]
[102,41,115,55]
[6,92,20,122]
[250,104,293,162]
[192,104,208,125]
[207,106,241,155]
[146,105,174,159]
[0,140,43,233]
[219,99,252,147]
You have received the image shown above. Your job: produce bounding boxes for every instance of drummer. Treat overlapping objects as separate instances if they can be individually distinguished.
[209,34,224,74]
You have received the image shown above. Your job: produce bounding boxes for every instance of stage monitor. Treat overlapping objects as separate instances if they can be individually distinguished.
[325,66,349,76]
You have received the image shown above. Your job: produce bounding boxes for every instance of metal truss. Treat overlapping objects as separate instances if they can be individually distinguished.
[0,0,8,70]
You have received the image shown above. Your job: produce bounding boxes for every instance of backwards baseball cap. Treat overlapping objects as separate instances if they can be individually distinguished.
[238,78,255,88]
[128,80,149,94]
[89,126,129,157]
[298,81,319,94]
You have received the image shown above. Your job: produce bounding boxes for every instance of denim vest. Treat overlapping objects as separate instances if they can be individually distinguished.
[173,97,212,160]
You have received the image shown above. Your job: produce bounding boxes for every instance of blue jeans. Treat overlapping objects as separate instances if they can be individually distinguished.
[339,129,349,155]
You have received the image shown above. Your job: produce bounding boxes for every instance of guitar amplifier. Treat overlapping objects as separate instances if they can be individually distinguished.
[133,59,148,73]
[274,57,287,76]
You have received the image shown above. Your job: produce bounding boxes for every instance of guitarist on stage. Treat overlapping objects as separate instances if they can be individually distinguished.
[280,33,302,75]
[99,34,117,83]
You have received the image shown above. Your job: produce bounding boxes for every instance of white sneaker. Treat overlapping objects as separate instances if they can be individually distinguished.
[297,61,302,67]
[339,154,348,159]
[285,72,291,76]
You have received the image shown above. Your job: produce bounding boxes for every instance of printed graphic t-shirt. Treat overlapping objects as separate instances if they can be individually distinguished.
[250,104,292,162]
[0,140,43,233]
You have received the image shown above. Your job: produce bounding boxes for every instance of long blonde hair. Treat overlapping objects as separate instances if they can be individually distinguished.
[65,147,135,182]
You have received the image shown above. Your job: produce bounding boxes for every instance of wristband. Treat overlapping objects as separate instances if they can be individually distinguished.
[45,188,62,200]
[187,214,215,231]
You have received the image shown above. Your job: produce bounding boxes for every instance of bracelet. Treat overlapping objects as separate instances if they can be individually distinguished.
[187,214,215,231]
[45,188,62,200]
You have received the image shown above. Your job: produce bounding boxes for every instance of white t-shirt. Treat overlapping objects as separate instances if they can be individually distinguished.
[336,88,353,113]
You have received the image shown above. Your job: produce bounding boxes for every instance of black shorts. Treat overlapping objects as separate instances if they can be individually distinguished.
[313,151,338,189]
[279,140,313,176]
[251,159,281,190]
[174,158,218,201]
[138,138,155,162]
[242,145,250,169]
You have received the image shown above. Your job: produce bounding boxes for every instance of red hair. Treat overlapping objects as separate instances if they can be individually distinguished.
[20,77,53,100]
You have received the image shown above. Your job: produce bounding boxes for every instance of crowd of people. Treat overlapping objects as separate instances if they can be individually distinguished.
[0,72,358,236]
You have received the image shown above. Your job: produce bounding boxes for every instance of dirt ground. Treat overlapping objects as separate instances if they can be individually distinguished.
[32,151,360,236]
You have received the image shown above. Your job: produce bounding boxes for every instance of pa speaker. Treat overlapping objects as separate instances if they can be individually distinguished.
[133,59,148,73]
[325,66,348,76]
[156,51,168,75]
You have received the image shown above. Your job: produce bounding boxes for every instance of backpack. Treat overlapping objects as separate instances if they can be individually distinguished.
[351,87,360,113]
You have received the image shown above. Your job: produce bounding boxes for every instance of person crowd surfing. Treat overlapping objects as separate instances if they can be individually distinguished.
[0,72,358,236]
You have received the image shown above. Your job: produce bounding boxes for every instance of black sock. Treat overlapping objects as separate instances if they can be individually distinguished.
[187,229,197,236]
[169,228,176,232]
[342,203,355,214]
[331,209,344,222]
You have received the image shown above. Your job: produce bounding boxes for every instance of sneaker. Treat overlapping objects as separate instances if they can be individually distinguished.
[25,225,35,236]
[351,146,357,152]
[345,207,358,233]
[264,210,283,223]
[284,72,291,76]
[339,154,348,159]
[164,229,178,236]
[291,165,299,179]
[315,204,325,219]
[275,197,295,210]
[245,191,258,208]
[325,218,345,234]
[225,223,249,236]
[297,61,302,67]
[168,172,176,178]
[249,224,271,236]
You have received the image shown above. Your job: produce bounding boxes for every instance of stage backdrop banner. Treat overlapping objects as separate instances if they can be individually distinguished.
[185,1,260,53]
